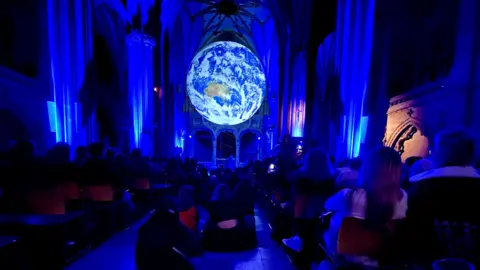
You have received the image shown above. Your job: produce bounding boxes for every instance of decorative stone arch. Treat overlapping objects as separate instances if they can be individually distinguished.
[214,128,238,139]
[214,128,237,167]
[386,117,430,160]
[239,128,262,139]
[189,127,214,163]
[190,127,214,139]
[238,129,263,164]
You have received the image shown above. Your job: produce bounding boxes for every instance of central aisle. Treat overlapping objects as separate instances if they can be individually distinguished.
[66,208,295,270]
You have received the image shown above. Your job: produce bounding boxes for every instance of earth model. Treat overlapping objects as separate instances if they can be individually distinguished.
[186,41,266,126]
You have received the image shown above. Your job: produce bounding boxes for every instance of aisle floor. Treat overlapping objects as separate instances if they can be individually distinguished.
[66,208,295,270]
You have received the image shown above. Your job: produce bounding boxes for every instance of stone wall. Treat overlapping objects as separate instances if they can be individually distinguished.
[384,79,470,161]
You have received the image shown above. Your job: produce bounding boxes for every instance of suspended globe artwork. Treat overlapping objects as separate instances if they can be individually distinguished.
[186,41,266,126]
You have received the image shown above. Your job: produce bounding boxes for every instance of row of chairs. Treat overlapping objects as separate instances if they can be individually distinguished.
[0,178,170,269]
[261,189,479,269]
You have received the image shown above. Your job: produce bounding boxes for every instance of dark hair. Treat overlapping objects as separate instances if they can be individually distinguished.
[349,157,362,171]
[75,146,88,158]
[106,149,115,160]
[211,184,231,201]
[88,142,104,158]
[405,156,422,167]
[434,129,475,167]
[132,148,142,158]
[329,155,336,165]
[50,142,71,163]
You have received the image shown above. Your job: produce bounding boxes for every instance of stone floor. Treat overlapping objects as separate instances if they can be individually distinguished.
[66,208,295,270]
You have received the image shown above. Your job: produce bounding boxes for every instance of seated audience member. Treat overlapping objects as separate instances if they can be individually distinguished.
[407,129,480,264]
[409,159,434,179]
[81,143,111,186]
[322,147,407,267]
[234,177,256,225]
[126,149,151,190]
[177,185,206,231]
[204,184,256,251]
[335,157,362,190]
[73,146,89,166]
[400,156,424,188]
[282,148,336,252]
[136,199,202,270]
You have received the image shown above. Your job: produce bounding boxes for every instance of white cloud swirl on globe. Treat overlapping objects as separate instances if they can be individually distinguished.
[186,41,266,126]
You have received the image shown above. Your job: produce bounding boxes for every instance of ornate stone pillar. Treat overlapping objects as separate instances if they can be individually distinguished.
[236,136,241,168]
[212,136,217,167]
[127,31,156,157]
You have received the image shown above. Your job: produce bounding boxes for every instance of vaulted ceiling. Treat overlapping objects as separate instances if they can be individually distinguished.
[160,0,280,54]
[183,0,271,47]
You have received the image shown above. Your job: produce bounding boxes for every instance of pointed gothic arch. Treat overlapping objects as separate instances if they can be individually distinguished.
[385,117,430,160]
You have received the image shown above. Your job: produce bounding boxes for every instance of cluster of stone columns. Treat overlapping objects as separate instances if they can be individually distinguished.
[126,31,155,157]
[209,132,262,168]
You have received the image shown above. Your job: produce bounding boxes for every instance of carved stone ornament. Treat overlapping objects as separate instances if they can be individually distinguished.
[126,31,156,48]
[407,108,414,118]
[395,126,418,156]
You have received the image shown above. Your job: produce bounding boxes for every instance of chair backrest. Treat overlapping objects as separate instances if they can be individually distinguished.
[179,206,198,230]
[134,178,151,190]
[294,194,310,218]
[82,185,114,201]
[434,219,479,263]
[337,217,401,259]
[60,181,80,200]
[27,187,66,214]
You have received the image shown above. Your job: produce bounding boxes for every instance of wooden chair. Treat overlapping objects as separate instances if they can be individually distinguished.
[294,194,310,218]
[434,219,479,266]
[26,187,66,215]
[335,217,405,268]
[81,185,114,202]
[133,178,151,190]
[60,181,81,200]
[179,206,198,230]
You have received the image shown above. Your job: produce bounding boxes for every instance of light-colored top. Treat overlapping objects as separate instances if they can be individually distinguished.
[323,188,408,255]
[335,169,359,189]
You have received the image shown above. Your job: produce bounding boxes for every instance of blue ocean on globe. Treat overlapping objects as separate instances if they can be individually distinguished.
[186,41,266,126]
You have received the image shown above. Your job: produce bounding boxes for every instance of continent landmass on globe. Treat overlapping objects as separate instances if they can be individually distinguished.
[203,82,231,101]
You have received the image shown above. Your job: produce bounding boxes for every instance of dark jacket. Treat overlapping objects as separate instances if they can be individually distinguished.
[136,203,203,270]
[407,166,480,264]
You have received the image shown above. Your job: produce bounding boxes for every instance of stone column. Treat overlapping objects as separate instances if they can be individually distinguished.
[236,137,241,168]
[212,136,217,167]
[47,0,93,150]
[258,135,263,161]
[127,31,156,157]
[335,0,376,158]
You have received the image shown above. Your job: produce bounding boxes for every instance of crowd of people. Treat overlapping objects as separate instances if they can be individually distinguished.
[265,129,479,269]
[0,140,260,269]
[0,127,478,269]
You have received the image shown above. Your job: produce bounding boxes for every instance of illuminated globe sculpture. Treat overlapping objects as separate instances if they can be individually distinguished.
[186,41,266,126]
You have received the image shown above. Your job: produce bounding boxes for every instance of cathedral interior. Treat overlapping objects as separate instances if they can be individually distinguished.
[0,0,479,269]
[1,0,478,163]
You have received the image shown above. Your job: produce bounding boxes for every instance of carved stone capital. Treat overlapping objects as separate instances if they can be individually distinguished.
[126,31,156,48]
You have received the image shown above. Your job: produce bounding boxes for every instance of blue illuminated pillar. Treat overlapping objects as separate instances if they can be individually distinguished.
[127,31,156,157]
[236,137,241,168]
[47,0,93,151]
[335,0,376,159]
[290,52,307,138]
[212,136,217,167]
